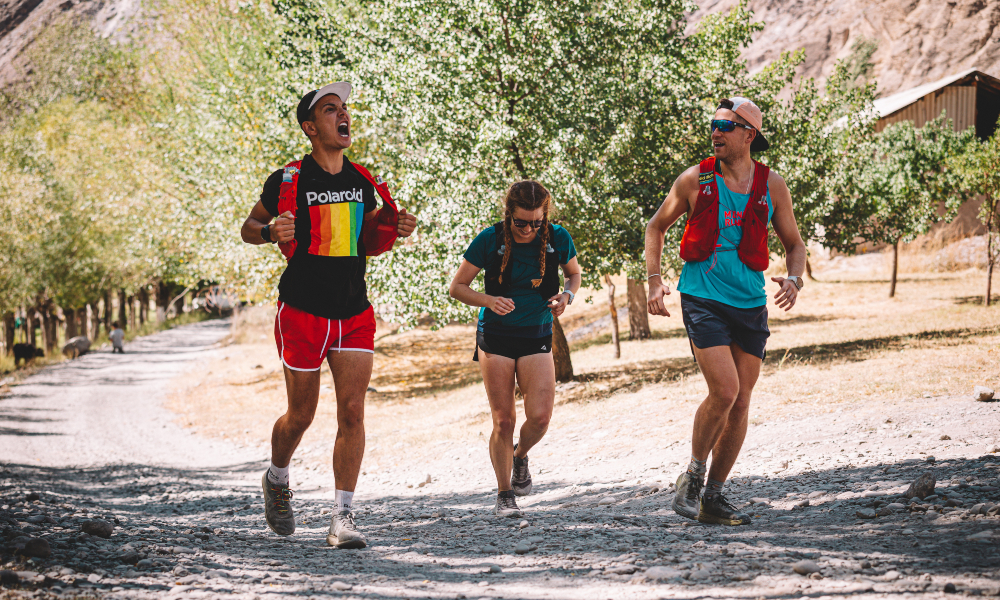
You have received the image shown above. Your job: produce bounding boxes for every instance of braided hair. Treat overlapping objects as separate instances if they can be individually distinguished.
[499,180,551,287]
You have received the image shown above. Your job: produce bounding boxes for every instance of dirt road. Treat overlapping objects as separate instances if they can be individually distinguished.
[1,319,999,599]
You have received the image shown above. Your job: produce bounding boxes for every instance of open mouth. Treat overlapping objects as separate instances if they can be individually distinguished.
[713,141,725,150]
[338,122,350,138]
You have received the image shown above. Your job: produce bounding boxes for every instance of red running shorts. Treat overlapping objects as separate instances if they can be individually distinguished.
[274,302,376,371]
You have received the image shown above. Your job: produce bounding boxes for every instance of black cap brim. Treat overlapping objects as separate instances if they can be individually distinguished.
[750,131,770,152]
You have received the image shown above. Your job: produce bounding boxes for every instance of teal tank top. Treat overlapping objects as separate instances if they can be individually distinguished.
[677,174,773,308]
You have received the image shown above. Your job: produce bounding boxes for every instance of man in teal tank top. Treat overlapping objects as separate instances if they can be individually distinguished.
[644,97,807,526]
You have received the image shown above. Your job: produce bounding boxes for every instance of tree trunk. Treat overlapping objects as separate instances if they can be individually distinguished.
[138,288,148,326]
[102,290,112,332]
[76,307,87,340]
[89,301,101,341]
[27,311,36,348]
[3,312,14,355]
[39,307,53,355]
[156,281,169,324]
[551,316,573,382]
[889,238,900,298]
[626,278,651,340]
[605,275,620,359]
[986,198,997,307]
[64,307,77,341]
[127,295,136,331]
[118,289,128,330]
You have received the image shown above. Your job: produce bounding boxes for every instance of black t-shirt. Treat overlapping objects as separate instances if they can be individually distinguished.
[260,154,378,319]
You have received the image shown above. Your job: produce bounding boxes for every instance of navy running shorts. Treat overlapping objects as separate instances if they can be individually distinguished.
[473,331,553,362]
[680,293,769,359]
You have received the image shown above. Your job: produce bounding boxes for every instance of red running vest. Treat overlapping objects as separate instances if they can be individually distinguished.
[679,157,771,272]
[275,159,399,260]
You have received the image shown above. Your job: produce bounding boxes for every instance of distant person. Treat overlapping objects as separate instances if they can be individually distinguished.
[240,82,416,548]
[109,322,125,354]
[449,180,582,517]
[644,97,806,526]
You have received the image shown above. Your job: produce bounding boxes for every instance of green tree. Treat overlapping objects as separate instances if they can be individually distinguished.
[951,123,1000,306]
[823,115,977,297]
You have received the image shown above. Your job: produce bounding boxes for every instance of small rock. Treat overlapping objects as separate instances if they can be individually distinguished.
[598,497,617,506]
[940,435,952,440]
[488,565,502,574]
[480,545,499,554]
[644,566,682,580]
[25,492,40,502]
[793,560,821,575]
[905,473,936,499]
[136,559,155,570]
[884,570,901,581]
[793,499,810,508]
[974,386,995,402]
[606,565,636,575]
[807,491,825,498]
[81,519,114,538]
[944,582,958,593]
[885,502,906,511]
[25,515,46,524]
[330,581,353,591]
[18,537,50,558]
[856,508,877,519]
[926,456,936,463]
[688,569,711,580]
[0,571,18,585]
[519,520,529,529]
[514,540,536,555]
[966,531,993,542]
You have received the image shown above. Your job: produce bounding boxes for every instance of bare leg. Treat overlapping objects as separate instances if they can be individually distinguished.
[479,351,517,491]
[706,343,761,483]
[271,366,321,468]
[689,345,741,462]
[513,353,555,459]
[327,351,374,492]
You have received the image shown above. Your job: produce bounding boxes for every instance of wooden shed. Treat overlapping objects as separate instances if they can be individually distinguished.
[873,69,1000,141]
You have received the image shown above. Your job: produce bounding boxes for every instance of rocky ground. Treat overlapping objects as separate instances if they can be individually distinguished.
[1,303,999,598]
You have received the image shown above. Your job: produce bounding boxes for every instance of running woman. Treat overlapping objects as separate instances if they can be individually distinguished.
[449,181,582,517]
[644,97,806,525]
[241,82,417,547]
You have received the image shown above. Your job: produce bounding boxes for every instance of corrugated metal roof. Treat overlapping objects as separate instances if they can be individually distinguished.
[873,69,979,118]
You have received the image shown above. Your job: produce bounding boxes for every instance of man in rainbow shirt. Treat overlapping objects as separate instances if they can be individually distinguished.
[241,82,416,548]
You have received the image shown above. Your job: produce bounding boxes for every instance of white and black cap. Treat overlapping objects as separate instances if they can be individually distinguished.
[296,82,352,125]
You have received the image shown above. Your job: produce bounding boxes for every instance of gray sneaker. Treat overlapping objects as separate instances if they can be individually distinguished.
[511,443,533,496]
[672,471,703,521]
[494,492,522,517]
[262,472,295,536]
[326,510,367,549]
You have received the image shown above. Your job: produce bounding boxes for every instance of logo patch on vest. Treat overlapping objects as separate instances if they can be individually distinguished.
[698,172,713,185]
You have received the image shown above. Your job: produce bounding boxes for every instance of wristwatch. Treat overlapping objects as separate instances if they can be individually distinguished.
[786,275,804,290]
[261,224,275,244]
[563,290,575,305]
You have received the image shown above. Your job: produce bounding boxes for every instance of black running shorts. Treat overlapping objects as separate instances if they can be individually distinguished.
[473,331,553,362]
[680,293,769,359]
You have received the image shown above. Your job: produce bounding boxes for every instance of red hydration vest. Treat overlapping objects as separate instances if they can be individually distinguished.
[275,159,400,260]
[679,157,771,272]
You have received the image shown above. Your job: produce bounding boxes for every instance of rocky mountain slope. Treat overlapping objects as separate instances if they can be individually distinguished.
[689,0,1000,97]
[0,0,140,86]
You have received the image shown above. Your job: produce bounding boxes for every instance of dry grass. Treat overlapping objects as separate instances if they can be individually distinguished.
[166,250,1000,477]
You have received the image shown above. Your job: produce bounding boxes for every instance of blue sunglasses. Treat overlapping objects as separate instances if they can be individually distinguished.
[710,119,755,134]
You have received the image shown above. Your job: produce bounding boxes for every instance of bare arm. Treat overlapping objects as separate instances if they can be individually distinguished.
[448,260,514,316]
[767,171,806,311]
[644,165,700,317]
[241,201,295,245]
[546,256,582,318]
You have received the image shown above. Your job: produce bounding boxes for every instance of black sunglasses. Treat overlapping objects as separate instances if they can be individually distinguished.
[710,119,755,134]
[512,218,545,229]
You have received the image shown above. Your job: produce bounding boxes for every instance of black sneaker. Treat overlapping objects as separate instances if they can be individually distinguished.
[672,471,703,521]
[511,443,532,496]
[262,472,295,536]
[699,493,752,526]
[494,491,521,517]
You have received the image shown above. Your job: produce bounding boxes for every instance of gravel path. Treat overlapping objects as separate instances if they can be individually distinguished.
[1,320,999,599]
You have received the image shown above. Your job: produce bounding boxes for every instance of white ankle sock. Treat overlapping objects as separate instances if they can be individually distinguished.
[267,463,289,486]
[335,489,354,512]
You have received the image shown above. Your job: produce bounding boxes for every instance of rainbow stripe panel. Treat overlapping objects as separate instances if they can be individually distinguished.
[308,202,365,257]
